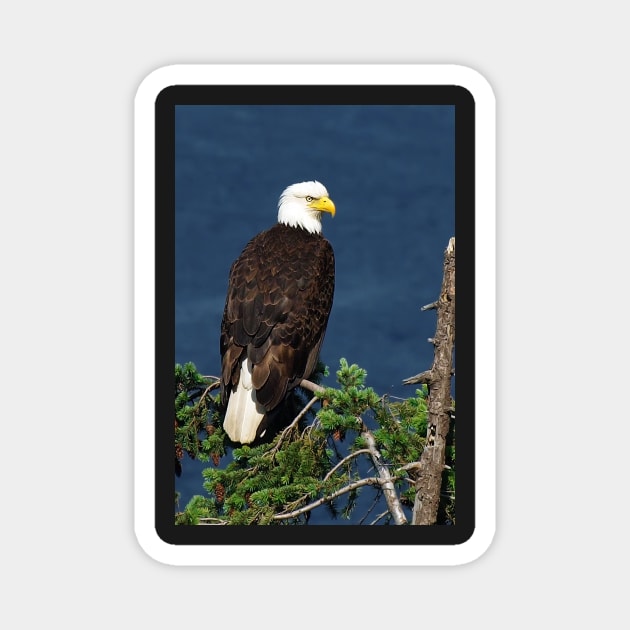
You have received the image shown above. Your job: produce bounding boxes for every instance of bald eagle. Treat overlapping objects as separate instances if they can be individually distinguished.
[220,181,336,444]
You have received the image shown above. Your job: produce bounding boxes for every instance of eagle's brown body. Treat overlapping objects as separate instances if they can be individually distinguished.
[220,223,335,442]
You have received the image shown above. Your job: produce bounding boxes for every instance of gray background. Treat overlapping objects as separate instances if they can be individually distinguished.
[2,1,626,627]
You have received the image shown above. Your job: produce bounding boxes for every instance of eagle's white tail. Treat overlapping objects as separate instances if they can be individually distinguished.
[223,359,266,444]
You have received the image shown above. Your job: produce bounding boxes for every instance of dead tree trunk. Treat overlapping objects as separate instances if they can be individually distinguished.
[402,237,455,525]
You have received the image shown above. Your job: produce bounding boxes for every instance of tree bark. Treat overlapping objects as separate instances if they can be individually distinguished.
[403,237,455,525]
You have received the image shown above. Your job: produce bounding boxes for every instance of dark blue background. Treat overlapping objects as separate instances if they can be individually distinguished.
[174,104,455,519]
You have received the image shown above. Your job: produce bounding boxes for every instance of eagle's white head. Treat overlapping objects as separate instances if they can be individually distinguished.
[277,180,336,234]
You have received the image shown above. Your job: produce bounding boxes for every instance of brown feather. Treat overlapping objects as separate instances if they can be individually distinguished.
[220,224,334,417]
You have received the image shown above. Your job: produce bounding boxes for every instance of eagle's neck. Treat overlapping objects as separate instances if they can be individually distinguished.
[277,203,323,234]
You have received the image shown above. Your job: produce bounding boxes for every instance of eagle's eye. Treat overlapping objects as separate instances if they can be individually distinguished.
[305,196,314,202]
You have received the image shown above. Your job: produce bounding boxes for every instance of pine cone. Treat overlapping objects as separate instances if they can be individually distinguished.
[215,483,225,504]
[211,452,220,466]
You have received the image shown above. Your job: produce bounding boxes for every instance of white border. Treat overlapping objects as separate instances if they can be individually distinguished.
[134,64,495,566]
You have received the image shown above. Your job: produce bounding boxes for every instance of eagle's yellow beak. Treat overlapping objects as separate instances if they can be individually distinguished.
[308,196,336,217]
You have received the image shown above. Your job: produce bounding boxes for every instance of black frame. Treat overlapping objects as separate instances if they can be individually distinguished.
[155,85,475,546]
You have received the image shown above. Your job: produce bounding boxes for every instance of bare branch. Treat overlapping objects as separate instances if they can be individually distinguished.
[369,510,392,526]
[272,477,383,521]
[361,427,408,525]
[359,492,388,525]
[409,236,456,525]
[401,370,432,385]
[323,449,372,482]
[395,461,449,481]
[299,379,326,395]
[196,517,229,525]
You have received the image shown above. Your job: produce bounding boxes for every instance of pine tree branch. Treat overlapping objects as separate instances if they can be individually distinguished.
[301,378,408,524]
[272,477,384,521]
[201,375,222,384]
[323,449,372,481]
[270,395,319,455]
[360,425,408,525]
[185,377,220,412]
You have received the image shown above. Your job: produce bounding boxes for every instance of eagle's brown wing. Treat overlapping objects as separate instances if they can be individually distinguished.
[220,223,335,411]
